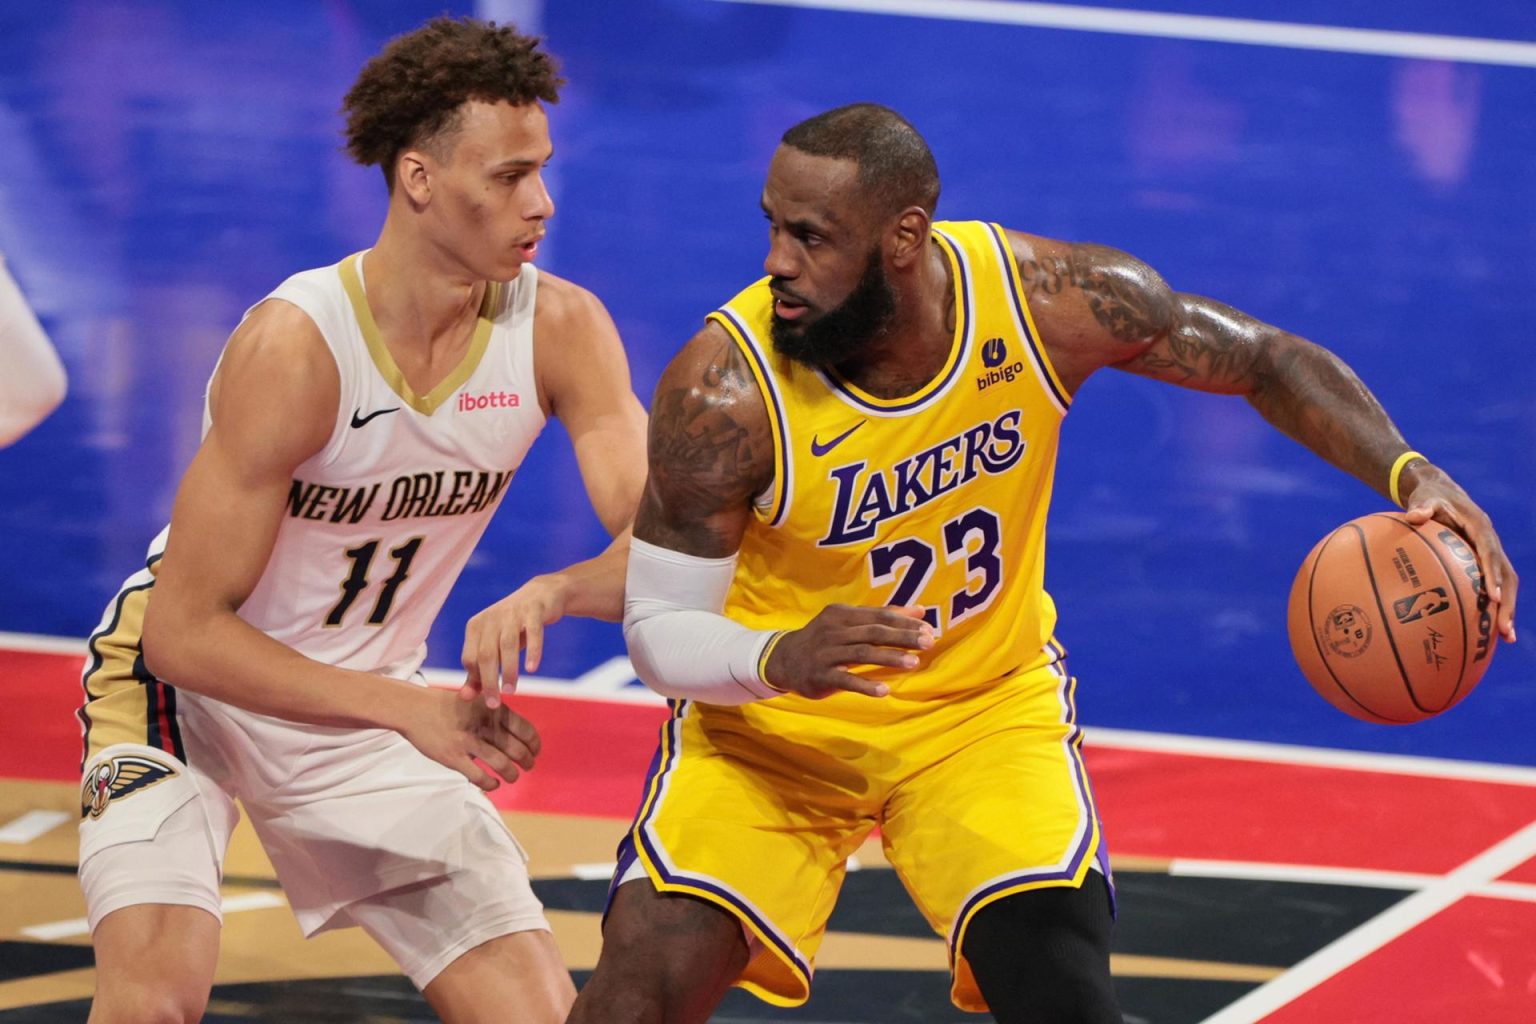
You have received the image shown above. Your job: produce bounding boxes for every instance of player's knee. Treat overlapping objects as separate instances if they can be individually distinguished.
[89,977,208,1024]
[961,880,1119,1024]
[597,882,748,986]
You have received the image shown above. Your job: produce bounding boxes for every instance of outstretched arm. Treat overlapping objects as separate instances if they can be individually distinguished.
[1015,231,1517,641]
[461,277,649,704]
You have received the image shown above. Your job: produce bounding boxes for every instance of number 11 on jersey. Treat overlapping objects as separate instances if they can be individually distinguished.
[325,536,424,627]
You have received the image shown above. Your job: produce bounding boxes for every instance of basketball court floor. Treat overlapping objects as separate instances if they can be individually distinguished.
[1,2,1533,1020]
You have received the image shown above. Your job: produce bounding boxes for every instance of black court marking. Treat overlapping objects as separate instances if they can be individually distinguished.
[0,865,1413,1021]
[0,941,95,984]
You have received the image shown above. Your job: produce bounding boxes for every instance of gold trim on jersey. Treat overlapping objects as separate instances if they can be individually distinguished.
[814,229,972,416]
[984,222,1071,413]
[707,303,794,527]
[339,253,501,416]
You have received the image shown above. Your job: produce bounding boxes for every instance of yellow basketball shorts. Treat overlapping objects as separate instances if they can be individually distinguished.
[610,652,1111,1012]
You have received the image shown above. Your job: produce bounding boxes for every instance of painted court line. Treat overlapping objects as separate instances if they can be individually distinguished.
[419,665,660,706]
[706,0,1536,68]
[569,656,641,693]
[0,630,86,656]
[571,862,616,881]
[7,630,1535,776]
[1199,820,1536,1024]
[1086,726,1536,787]
[1170,857,1536,902]
[0,810,71,844]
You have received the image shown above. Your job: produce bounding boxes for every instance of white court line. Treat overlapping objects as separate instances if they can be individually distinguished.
[8,628,1535,774]
[0,809,71,844]
[1199,821,1536,1024]
[705,0,1536,68]
[569,656,642,693]
[22,891,285,941]
[1170,857,1536,904]
[1084,726,1536,787]
[418,666,661,706]
[0,628,661,707]
[1481,881,1536,905]
[1170,858,1429,892]
[572,862,617,881]
[0,630,86,656]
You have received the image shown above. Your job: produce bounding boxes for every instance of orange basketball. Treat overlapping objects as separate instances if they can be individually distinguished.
[1287,512,1497,724]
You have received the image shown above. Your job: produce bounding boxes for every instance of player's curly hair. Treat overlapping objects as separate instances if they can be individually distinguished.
[343,17,563,189]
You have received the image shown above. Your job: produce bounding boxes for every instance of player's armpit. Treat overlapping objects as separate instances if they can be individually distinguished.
[636,321,774,559]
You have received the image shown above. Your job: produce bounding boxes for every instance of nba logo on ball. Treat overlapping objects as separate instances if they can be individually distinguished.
[1287,513,1499,724]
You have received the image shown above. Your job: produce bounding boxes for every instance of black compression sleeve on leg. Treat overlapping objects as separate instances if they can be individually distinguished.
[961,874,1121,1024]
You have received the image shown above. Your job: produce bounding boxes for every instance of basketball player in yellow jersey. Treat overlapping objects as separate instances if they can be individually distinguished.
[569,104,1518,1023]
[78,19,646,1024]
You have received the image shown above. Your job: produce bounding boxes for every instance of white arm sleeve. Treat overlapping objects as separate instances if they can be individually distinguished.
[623,537,782,705]
[0,256,67,447]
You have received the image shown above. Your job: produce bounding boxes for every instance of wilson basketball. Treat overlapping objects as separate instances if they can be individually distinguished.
[1287,513,1497,724]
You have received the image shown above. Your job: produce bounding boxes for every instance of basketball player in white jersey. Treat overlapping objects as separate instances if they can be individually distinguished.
[75,18,646,1023]
[0,251,67,446]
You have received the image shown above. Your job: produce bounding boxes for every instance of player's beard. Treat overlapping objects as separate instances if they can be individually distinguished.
[770,248,897,369]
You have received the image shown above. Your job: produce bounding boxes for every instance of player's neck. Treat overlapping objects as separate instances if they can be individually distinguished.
[838,241,954,393]
[360,227,487,355]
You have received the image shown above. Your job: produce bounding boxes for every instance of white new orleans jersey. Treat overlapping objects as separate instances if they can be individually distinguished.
[75,253,554,939]
[82,248,547,769]
[230,251,546,677]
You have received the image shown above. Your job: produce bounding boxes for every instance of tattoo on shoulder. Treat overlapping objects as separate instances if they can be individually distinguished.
[647,336,768,522]
[1018,243,1169,343]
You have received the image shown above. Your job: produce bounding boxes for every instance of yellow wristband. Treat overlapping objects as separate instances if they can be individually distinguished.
[1388,450,1427,508]
[756,630,791,694]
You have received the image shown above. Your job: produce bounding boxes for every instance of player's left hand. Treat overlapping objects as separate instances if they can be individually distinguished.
[460,574,572,708]
[1400,463,1518,643]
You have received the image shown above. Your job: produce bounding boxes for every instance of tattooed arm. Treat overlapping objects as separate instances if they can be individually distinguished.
[635,321,772,557]
[1010,230,1517,640]
[623,321,932,701]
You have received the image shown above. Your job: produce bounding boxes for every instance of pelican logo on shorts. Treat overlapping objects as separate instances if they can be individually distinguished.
[1322,604,1372,658]
[81,754,178,819]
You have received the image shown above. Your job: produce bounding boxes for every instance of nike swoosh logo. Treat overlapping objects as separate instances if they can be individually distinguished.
[810,419,867,457]
[350,407,400,429]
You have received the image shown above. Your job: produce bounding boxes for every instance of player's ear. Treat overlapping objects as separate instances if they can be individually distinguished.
[889,207,931,268]
[396,150,432,206]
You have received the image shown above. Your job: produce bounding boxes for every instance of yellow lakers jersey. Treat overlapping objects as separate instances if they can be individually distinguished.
[710,221,1071,701]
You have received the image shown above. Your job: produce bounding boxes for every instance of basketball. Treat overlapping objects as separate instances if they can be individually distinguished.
[1287,512,1497,724]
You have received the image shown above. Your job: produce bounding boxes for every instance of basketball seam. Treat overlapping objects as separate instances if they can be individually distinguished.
[1381,513,1470,710]
[1356,517,1430,714]
[1307,526,1402,723]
